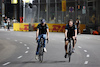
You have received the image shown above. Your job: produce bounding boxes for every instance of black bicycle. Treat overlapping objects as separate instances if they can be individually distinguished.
[67,38,74,62]
[37,35,48,63]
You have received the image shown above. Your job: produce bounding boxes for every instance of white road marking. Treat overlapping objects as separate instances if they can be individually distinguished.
[84,61,88,64]
[3,62,11,66]
[17,56,23,59]
[15,40,17,42]
[84,50,87,52]
[25,51,29,53]
[20,42,22,44]
[24,44,27,46]
[27,47,30,49]
[86,54,90,57]
[78,46,82,48]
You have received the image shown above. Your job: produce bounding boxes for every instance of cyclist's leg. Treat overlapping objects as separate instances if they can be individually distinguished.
[42,34,47,52]
[65,38,69,53]
[42,34,46,47]
[36,35,42,55]
[73,36,77,48]
[64,38,69,58]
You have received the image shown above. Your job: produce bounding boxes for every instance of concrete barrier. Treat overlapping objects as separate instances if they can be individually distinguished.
[13,23,86,33]
[33,23,86,33]
[13,23,29,32]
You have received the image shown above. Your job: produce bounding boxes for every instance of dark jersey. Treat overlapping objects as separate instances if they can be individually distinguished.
[76,21,79,28]
[65,24,77,37]
[37,24,48,35]
[4,19,7,23]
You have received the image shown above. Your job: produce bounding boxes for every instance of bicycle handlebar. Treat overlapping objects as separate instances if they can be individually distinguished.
[36,39,49,44]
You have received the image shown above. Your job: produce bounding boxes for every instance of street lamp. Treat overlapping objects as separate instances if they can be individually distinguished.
[23,0,25,23]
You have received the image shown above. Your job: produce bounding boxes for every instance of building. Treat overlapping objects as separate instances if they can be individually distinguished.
[1,0,100,31]
[31,0,100,31]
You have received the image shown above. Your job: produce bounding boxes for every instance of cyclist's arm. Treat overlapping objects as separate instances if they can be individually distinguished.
[47,29,49,39]
[65,30,68,38]
[75,29,77,37]
[36,29,39,38]
[75,25,77,37]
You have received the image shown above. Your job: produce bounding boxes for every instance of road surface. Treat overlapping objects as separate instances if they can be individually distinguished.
[0,30,100,67]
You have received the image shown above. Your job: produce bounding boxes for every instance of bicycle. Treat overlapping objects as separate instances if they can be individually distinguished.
[37,35,48,63]
[67,38,74,62]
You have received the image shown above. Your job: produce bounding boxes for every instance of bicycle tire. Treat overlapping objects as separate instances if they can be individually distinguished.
[68,42,71,62]
[39,45,44,62]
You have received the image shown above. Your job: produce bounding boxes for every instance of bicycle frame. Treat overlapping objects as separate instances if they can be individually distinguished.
[68,38,74,62]
[38,37,44,63]
[38,35,48,63]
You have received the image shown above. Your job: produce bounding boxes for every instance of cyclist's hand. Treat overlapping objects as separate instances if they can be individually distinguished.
[36,37,38,40]
[73,36,77,40]
[73,36,76,40]
[47,37,49,40]
[66,37,68,40]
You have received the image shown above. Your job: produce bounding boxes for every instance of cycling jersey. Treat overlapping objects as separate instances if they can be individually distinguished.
[37,24,48,35]
[65,24,77,38]
[76,21,79,28]
[4,19,7,23]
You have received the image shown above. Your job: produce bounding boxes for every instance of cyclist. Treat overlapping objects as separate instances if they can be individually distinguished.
[35,19,49,60]
[75,18,81,34]
[64,19,77,58]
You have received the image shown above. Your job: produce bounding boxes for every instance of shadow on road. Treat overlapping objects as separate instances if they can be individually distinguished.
[8,60,67,64]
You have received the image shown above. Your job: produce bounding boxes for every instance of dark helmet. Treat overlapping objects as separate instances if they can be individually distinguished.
[41,19,45,24]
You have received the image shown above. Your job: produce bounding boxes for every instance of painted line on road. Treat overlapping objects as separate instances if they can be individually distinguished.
[86,54,90,58]
[20,42,22,44]
[84,50,87,52]
[3,62,11,66]
[84,61,88,64]
[17,56,23,59]
[27,47,30,49]
[78,46,82,48]
[24,44,27,46]
[25,51,29,53]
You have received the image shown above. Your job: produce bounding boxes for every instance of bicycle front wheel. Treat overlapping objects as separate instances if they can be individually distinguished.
[68,54,71,62]
[39,47,44,63]
[68,43,72,62]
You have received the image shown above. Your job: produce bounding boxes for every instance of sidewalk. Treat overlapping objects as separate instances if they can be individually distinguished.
[0,27,13,31]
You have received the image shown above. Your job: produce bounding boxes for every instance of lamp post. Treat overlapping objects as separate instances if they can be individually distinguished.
[23,0,33,23]
[23,0,25,23]
[2,0,5,26]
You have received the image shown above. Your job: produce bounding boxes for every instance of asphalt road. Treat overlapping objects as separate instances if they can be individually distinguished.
[0,30,100,67]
